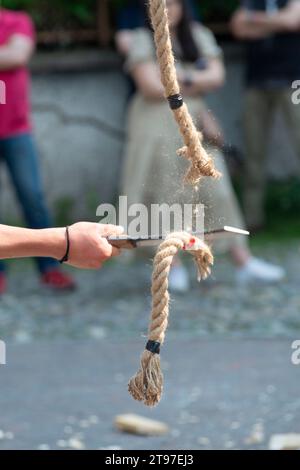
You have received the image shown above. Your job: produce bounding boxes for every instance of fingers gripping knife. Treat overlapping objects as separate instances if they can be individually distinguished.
[108,226,249,250]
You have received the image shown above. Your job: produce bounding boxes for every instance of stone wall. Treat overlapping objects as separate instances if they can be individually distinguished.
[0,50,128,223]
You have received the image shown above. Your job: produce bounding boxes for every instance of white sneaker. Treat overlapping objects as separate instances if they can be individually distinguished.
[169,265,190,293]
[236,257,285,285]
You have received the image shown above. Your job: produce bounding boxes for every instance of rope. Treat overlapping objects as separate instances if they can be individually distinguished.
[128,233,213,406]
[148,0,221,185]
[127,1,220,406]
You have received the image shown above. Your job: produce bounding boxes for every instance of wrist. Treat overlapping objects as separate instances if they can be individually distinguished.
[41,227,67,260]
[58,226,71,264]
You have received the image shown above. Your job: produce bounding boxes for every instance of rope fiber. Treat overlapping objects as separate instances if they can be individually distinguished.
[148,0,221,185]
[127,0,219,406]
[128,233,213,406]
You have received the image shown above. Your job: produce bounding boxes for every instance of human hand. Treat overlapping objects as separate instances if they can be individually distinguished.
[231,9,272,40]
[62,222,124,269]
[245,11,274,37]
[177,70,198,96]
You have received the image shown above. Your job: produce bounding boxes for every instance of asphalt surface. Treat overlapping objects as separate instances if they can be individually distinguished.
[0,338,299,450]
[0,242,299,450]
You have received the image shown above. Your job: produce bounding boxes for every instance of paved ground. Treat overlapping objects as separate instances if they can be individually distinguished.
[0,339,299,450]
[0,241,299,450]
[1,242,299,341]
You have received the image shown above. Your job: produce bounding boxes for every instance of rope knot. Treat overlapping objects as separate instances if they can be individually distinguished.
[177,132,221,184]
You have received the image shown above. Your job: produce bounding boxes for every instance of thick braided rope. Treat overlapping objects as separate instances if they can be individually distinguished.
[128,232,213,406]
[148,0,221,185]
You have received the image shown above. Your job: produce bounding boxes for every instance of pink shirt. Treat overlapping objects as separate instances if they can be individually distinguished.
[0,9,35,139]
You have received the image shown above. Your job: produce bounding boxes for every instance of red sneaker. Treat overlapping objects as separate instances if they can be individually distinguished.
[41,269,77,291]
[0,273,7,295]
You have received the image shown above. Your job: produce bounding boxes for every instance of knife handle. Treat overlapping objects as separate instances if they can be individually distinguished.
[107,236,137,250]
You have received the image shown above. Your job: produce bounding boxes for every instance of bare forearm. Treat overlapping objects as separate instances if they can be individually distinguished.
[181,60,225,96]
[132,63,166,101]
[139,75,165,100]
[232,4,300,39]
[0,37,33,70]
[232,22,271,39]
[190,70,224,94]
[264,9,300,33]
[0,225,65,260]
[231,11,272,39]
[0,46,20,70]
[142,82,165,100]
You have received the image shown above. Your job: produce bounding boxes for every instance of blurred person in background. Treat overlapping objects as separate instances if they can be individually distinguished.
[114,0,224,148]
[115,0,199,55]
[120,0,285,292]
[0,7,76,294]
[231,0,300,231]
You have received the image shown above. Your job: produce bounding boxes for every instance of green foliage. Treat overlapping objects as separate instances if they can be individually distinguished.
[196,0,239,22]
[266,179,300,214]
[234,178,300,243]
[111,0,240,21]
[54,196,75,227]
[2,0,36,9]
[2,0,96,29]
[262,179,300,240]
[85,189,102,221]
[2,0,240,30]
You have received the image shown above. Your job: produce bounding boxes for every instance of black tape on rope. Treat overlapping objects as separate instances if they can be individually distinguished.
[167,94,183,110]
[146,340,161,355]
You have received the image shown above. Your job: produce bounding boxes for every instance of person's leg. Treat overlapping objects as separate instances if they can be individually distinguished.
[280,88,300,163]
[199,148,250,259]
[200,148,285,283]
[243,88,274,229]
[2,133,58,274]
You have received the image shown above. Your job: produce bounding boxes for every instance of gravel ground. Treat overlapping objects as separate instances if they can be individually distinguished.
[0,339,299,450]
[0,242,299,342]
[0,241,299,450]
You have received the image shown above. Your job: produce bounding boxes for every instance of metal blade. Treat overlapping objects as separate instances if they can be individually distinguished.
[223,226,250,236]
[108,226,249,250]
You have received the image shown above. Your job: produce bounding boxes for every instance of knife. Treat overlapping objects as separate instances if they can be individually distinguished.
[108,226,250,250]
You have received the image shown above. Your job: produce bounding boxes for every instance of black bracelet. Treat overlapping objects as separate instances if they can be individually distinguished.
[59,226,70,264]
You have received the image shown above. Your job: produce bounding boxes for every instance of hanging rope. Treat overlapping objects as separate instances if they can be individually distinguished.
[127,1,221,406]
[128,233,213,406]
[148,0,221,185]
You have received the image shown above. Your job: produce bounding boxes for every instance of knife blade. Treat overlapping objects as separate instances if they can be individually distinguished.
[108,226,250,250]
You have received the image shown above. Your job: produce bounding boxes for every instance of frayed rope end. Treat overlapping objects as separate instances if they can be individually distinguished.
[128,350,163,407]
